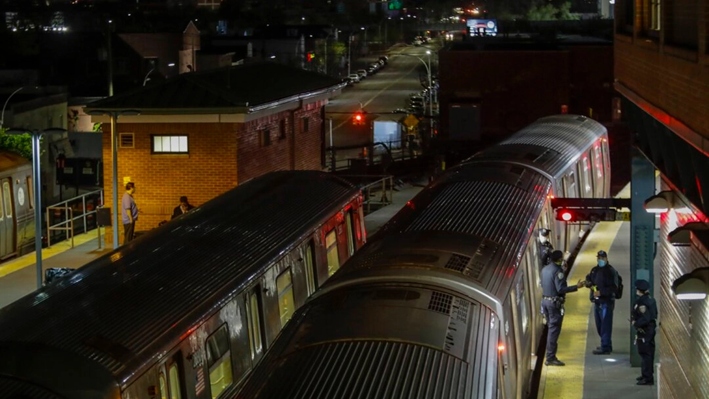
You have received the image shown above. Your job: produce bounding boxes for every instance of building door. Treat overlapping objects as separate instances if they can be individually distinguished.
[0,178,15,258]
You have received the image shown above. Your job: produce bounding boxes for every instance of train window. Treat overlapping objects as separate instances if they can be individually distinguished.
[247,289,263,359]
[206,325,233,398]
[346,211,355,256]
[516,273,529,333]
[581,154,592,196]
[2,182,11,217]
[168,364,182,399]
[325,230,340,277]
[26,177,34,209]
[159,372,168,399]
[304,241,317,294]
[276,269,295,327]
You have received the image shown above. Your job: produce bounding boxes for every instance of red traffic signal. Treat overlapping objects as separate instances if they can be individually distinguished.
[306,52,315,62]
[555,208,617,222]
[352,112,366,126]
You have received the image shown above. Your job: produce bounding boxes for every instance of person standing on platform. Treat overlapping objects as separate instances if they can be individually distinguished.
[122,182,138,244]
[541,250,585,366]
[632,279,657,386]
[583,250,619,354]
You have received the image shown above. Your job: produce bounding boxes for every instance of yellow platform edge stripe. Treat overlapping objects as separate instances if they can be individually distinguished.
[0,228,105,278]
[539,184,630,399]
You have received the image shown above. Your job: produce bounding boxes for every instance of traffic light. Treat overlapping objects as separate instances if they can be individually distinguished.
[352,111,366,126]
[306,52,315,62]
[555,208,617,222]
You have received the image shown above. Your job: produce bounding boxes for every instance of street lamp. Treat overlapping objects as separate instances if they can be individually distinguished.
[7,127,67,288]
[1,87,26,129]
[86,109,140,249]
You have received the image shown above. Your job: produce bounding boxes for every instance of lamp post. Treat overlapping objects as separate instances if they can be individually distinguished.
[86,109,140,249]
[7,127,67,289]
[1,87,26,129]
[347,33,352,76]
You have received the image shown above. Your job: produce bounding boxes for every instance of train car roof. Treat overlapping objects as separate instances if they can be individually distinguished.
[346,162,551,297]
[0,170,359,381]
[465,114,607,179]
[0,151,31,173]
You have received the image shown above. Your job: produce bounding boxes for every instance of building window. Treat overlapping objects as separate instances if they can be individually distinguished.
[261,129,271,147]
[325,230,339,277]
[152,135,188,154]
[279,119,286,140]
[120,133,135,149]
[302,117,310,133]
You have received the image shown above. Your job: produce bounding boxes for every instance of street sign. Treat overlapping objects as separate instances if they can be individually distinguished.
[403,114,419,128]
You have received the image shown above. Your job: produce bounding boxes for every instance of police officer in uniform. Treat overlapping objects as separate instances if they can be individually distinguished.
[632,279,657,385]
[541,250,585,366]
[538,228,554,267]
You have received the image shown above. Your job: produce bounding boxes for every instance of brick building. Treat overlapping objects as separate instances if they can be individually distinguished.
[85,62,343,244]
[614,0,709,397]
[438,37,614,143]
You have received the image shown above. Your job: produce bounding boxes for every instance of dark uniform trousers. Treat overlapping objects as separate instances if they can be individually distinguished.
[637,323,656,382]
[543,298,564,361]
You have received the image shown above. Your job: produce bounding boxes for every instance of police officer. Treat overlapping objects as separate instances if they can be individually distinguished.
[632,279,657,386]
[584,250,618,354]
[538,228,554,266]
[541,250,584,366]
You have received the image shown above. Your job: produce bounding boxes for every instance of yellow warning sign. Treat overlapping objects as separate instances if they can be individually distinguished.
[403,114,419,128]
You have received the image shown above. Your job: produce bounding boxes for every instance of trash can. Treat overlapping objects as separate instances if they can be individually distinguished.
[97,207,111,226]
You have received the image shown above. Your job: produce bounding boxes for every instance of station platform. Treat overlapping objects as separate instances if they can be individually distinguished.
[538,185,659,399]
[0,183,425,310]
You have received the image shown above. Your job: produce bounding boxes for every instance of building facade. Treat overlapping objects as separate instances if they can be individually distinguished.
[614,0,709,397]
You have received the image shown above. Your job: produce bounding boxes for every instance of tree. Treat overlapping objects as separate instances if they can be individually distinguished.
[527,1,578,21]
[0,128,34,160]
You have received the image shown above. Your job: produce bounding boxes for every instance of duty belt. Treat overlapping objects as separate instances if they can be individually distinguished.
[543,296,563,302]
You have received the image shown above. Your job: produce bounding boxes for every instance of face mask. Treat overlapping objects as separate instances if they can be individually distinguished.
[598,260,607,267]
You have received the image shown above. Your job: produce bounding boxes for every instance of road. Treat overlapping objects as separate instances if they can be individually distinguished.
[325,44,438,166]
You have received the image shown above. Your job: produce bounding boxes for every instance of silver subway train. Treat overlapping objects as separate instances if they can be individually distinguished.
[236,115,611,399]
[0,171,366,399]
[0,151,35,261]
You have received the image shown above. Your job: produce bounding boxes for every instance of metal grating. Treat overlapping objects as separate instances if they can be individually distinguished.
[428,291,453,314]
[444,254,470,272]
[0,171,360,381]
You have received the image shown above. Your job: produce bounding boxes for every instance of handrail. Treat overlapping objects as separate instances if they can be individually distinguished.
[45,189,104,248]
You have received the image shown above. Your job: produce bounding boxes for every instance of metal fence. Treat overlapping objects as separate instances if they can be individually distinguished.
[46,190,104,248]
[328,139,423,173]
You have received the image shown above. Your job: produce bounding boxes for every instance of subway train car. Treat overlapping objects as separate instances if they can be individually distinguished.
[236,115,610,399]
[0,170,365,399]
[0,151,34,261]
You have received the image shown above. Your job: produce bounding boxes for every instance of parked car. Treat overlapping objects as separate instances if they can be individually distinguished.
[356,69,368,79]
[347,74,361,83]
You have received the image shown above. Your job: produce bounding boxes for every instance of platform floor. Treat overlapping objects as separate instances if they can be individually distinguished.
[538,186,659,399]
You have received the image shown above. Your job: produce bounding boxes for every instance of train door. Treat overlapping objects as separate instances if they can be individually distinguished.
[159,353,186,399]
[499,307,517,399]
[276,268,295,328]
[345,210,355,257]
[0,179,15,258]
[302,241,317,295]
[578,151,593,199]
[561,172,579,252]
[510,271,532,399]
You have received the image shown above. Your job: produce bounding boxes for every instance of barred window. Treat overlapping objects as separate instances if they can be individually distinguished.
[152,135,188,154]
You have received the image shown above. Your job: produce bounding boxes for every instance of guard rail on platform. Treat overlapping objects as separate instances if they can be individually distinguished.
[46,189,104,248]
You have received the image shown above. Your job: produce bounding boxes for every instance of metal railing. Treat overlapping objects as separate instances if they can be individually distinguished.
[338,175,394,215]
[328,139,423,172]
[46,189,104,248]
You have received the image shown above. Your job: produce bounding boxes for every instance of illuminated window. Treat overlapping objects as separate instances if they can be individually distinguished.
[247,289,263,359]
[2,182,12,217]
[276,269,295,327]
[206,325,233,399]
[650,0,661,31]
[326,230,339,277]
[159,373,168,399]
[168,364,181,399]
[152,135,188,154]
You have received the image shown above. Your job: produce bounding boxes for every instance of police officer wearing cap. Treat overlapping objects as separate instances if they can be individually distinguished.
[632,279,657,385]
[541,250,584,366]
[538,228,554,267]
[583,250,618,354]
